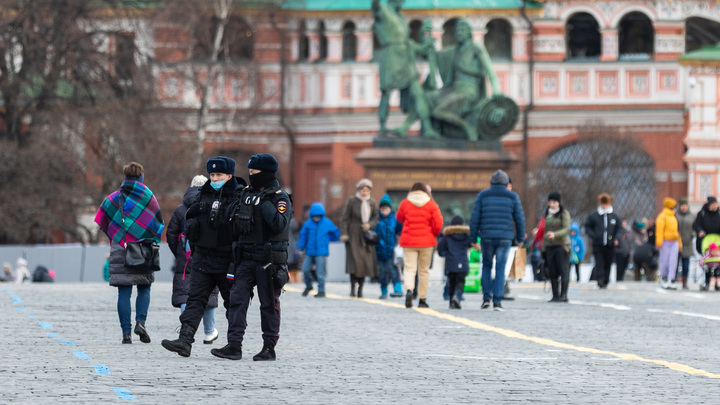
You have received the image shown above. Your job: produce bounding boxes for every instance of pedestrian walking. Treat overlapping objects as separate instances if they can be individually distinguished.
[166,174,220,345]
[162,157,243,357]
[569,222,585,282]
[376,194,403,299]
[615,219,631,281]
[396,182,443,308]
[468,170,525,311]
[340,179,379,298]
[298,202,340,298]
[542,192,571,302]
[437,215,471,309]
[656,198,682,289]
[585,193,621,288]
[693,196,720,255]
[95,161,164,344]
[676,198,696,289]
[211,153,292,361]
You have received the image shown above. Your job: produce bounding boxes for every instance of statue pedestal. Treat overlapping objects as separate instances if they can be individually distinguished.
[355,147,519,220]
[373,136,502,151]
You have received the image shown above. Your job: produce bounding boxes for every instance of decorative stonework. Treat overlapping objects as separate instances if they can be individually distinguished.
[656,36,685,53]
[534,37,564,53]
[597,71,619,97]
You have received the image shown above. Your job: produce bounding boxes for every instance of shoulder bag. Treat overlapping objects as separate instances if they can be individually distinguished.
[120,194,161,272]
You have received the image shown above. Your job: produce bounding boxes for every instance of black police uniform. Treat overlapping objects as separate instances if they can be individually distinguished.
[226,178,292,357]
[162,176,244,356]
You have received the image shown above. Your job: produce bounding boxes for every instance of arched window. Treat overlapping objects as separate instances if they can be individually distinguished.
[298,20,309,61]
[194,16,254,61]
[442,18,459,48]
[618,12,654,60]
[342,21,357,61]
[686,17,720,53]
[317,21,328,61]
[533,129,655,225]
[565,13,601,60]
[485,19,512,60]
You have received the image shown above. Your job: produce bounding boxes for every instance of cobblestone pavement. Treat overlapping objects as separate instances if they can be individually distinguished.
[3,279,720,404]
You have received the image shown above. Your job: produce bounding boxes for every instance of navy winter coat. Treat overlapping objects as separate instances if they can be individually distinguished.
[298,202,340,256]
[469,184,526,243]
[437,225,471,275]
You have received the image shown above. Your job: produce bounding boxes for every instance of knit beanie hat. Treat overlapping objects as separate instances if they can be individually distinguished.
[379,194,392,208]
[664,198,677,209]
[490,170,509,185]
[206,156,236,175]
[450,215,465,225]
[711,243,719,251]
[247,153,278,172]
[708,196,718,204]
[678,197,689,206]
[356,178,373,190]
[547,191,561,203]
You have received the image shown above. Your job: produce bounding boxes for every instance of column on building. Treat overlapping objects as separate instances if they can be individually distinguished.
[287,19,300,62]
[355,18,374,62]
[531,21,565,61]
[325,19,343,62]
[600,28,618,61]
[654,22,685,62]
[512,28,530,62]
[306,19,320,62]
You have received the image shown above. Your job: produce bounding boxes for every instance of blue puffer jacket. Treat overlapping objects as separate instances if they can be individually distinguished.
[376,212,402,261]
[297,202,340,256]
[469,184,526,243]
[569,222,586,264]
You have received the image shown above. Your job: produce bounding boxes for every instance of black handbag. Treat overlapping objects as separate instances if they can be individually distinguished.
[363,229,379,245]
[120,194,161,272]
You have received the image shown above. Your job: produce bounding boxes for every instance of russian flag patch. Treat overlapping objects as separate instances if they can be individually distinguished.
[226,273,235,280]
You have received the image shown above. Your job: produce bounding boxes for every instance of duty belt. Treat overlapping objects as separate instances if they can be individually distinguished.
[242,250,288,264]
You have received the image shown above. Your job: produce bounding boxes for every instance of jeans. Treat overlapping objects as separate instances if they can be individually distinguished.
[480,239,511,303]
[378,259,400,290]
[117,284,151,335]
[180,304,216,335]
[302,255,327,293]
[680,257,690,278]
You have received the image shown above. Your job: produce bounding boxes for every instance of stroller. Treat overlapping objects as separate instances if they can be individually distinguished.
[700,234,720,291]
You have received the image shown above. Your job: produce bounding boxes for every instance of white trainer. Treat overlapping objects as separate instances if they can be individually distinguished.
[203,328,219,344]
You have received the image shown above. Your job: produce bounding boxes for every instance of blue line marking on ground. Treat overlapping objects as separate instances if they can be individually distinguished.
[93,364,111,375]
[47,333,59,337]
[37,322,53,329]
[26,315,36,319]
[5,290,14,294]
[16,307,26,312]
[72,351,92,360]
[11,296,22,304]
[111,387,137,401]
[56,339,79,345]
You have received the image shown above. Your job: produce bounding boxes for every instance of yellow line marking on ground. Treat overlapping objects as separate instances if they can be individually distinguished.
[285,286,720,378]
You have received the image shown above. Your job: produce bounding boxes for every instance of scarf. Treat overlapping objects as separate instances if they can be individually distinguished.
[597,205,614,215]
[94,179,164,245]
[356,192,371,224]
[548,207,560,215]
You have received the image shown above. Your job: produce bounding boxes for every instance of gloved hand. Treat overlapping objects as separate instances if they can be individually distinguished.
[186,202,207,219]
[340,235,349,243]
[185,218,200,242]
[361,223,371,232]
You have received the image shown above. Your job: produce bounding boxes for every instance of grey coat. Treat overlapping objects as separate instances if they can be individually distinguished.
[341,196,379,278]
[676,210,696,258]
[109,242,155,287]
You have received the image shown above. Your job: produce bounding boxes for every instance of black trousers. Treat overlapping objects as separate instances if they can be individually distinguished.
[227,259,282,347]
[572,263,581,282]
[179,254,232,337]
[546,246,569,298]
[447,273,467,299]
[593,245,615,287]
[615,253,629,281]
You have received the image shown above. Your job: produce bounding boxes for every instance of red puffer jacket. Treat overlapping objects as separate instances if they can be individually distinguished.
[396,190,444,247]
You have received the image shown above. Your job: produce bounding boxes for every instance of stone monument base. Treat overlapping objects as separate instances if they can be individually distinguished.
[373,136,502,151]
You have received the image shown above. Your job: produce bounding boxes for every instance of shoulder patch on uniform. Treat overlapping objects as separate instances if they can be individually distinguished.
[277,200,287,213]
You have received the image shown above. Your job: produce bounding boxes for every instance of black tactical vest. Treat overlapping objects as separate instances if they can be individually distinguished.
[234,187,289,246]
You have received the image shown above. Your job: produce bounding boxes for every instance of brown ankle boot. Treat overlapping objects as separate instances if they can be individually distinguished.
[682,275,688,290]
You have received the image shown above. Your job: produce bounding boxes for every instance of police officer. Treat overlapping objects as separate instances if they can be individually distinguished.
[161,156,245,357]
[211,153,292,361]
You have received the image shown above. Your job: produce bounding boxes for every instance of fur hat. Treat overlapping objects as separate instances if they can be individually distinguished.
[678,197,689,206]
[379,194,392,208]
[664,198,677,209]
[356,178,373,190]
[547,191,561,203]
[598,193,612,205]
[247,153,278,172]
[450,215,465,225]
[206,156,236,175]
[490,170,509,185]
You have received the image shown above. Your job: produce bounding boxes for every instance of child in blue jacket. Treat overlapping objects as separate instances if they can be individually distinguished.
[437,215,471,309]
[376,194,403,299]
[569,222,586,282]
[298,202,340,297]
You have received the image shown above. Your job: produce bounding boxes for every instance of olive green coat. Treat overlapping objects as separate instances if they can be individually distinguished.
[543,208,571,253]
[341,196,379,278]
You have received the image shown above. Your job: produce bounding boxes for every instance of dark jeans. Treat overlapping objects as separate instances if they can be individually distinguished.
[228,259,282,347]
[179,269,232,338]
[117,284,150,335]
[680,257,690,278]
[546,246,569,298]
[571,263,581,282]
[378,258,401,290]
[593,245,615,287]
[615,253,629,281]
[481,239,512,303]
[447,273,467,300]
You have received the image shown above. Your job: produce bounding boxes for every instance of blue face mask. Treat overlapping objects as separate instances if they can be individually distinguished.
[210,180,225,190]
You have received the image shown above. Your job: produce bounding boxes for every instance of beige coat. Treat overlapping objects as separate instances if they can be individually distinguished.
[341,196,379,278]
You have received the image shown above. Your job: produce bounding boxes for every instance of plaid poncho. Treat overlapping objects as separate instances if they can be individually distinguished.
[94,179,164,245]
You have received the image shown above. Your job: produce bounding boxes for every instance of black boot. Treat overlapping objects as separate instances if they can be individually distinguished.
[350,276,356,297]
[451,296,461,310]
[211,342,243,360]
[357,278,364,298]
[549,279,560,302]
[560,276,569,303]
[122,333,132,344]
[405,290,413,308]
[418,299,429,308]
[161,324,195,357]
[134,321,151,343]
[253,344,276,361]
